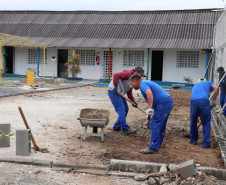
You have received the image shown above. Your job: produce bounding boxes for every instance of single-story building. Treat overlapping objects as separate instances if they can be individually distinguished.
[0,9,223,82]
[213,8,226,84]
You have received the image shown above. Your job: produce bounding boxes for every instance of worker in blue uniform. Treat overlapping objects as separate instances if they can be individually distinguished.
[190,78,219,148]
[129,74,174,154]
[217,67,226,117]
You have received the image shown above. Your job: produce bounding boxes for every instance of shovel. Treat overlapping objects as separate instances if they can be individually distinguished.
[116,92,150,128]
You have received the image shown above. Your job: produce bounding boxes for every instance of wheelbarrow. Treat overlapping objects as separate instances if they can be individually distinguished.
[77,108,110,141]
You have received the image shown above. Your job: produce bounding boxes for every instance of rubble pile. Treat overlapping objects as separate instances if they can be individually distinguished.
[134,164,225,185]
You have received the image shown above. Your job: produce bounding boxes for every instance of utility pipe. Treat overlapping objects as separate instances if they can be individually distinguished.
[205,49,209,80]
[146,48,150,80]
[37,47,40,77]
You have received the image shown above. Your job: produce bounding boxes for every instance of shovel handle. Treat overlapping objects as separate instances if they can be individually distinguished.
[117,92,146,114]
[18,106,39,151]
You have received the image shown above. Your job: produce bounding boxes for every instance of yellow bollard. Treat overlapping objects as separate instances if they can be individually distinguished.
[27,71,34,84]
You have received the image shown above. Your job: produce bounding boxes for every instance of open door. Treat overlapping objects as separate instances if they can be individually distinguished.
[4,46,14,73]
[151,51,163,81]
[57,49,68,77]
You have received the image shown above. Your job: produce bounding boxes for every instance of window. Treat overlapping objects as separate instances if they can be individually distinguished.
[28,49,47,64]
[123,50,144,67]
[76,50,95,65]
[176,51,199,68]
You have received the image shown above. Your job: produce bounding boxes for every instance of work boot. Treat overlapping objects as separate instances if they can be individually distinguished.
[113,127,121,131]
[189,141,198,145]
[202,145,212,149]
[123,128,136,135]
[139,147,157,154]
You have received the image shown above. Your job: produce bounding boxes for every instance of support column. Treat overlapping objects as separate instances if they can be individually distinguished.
[43,47,45,78]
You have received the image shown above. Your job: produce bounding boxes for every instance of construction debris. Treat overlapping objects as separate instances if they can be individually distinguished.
[134,163,225,184]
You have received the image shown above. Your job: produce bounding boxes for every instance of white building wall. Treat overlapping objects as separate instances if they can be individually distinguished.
[13,47,206,82]
[163,49,207,83]
[214,10,226,84]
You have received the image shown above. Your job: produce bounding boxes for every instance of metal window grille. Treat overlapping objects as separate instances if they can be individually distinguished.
[176,51,199,68]
[76,50,95,65]
[123,50,144,67]
[103,51,113,76]
[28,49,47,64]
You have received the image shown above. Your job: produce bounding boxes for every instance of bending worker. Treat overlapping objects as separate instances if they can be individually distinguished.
[190,78,219,148]
[129,74,174,154]
[217,67,226,118]
[108,67,146,134]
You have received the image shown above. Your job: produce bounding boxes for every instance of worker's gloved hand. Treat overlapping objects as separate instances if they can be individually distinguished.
[146,108,153,116]
[146,115,151,123]
[132,101,138,108]
[113,86,118,93]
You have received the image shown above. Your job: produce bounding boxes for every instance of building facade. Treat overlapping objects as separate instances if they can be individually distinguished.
[0,9,223,82]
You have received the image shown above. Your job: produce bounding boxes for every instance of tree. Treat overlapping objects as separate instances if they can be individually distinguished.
[65,54,81,80]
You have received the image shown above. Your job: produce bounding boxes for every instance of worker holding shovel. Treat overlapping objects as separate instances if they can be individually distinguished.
[108,67,146,134]
[189,78,219,148]
[129,74,174,154]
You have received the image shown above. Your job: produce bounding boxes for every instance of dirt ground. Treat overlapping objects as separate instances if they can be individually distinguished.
[0,86,224,183]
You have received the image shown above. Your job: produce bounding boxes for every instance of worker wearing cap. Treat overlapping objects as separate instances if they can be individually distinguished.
[190,78,219,148]
[108,67,146,134]
[129,74,174,154]
[217,67,226,117]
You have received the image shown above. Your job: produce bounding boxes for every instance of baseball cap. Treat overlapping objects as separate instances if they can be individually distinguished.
[217,66,224,72]
[134,67,146,77]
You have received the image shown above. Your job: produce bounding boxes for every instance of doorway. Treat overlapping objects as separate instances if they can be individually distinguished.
[4,46,14,73]
[151,51,163,81]
[57,49,68,77]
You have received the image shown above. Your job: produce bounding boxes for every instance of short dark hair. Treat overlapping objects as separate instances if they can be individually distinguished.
[217,66,224,72]
[129,74,141,82]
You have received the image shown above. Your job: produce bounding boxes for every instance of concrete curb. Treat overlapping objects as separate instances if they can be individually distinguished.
[110,159,226,181]
[0,158,226,180]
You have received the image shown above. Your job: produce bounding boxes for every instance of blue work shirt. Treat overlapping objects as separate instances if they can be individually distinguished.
[219,73,226,94]
[191,81,214,101]
[140,80,170,108]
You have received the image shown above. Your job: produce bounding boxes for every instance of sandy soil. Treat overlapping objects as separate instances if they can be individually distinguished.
[0,86,224,184]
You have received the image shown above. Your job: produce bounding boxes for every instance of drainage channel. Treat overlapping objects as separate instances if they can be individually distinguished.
[211,106,226,168]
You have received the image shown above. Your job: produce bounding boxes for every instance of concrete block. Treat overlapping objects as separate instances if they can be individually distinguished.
[0,123,10,147]
[178,159,197,178]
[16,129,31,156]
[20,77,27,83]
[34,77,45,83]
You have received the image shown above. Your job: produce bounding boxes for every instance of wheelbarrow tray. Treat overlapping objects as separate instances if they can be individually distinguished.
[77,108,110,127]
[77,108,110,141]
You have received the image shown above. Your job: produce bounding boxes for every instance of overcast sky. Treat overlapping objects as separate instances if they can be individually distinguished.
[0,0,225,11]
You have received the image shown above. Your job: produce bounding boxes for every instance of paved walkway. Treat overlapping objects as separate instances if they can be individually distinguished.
[0,79,96,97]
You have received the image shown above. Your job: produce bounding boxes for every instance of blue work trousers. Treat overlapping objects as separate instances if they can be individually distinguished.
[108,90,130,131]
[190,99,211,147]
[220,93,226,116]
[148,97,173,151]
